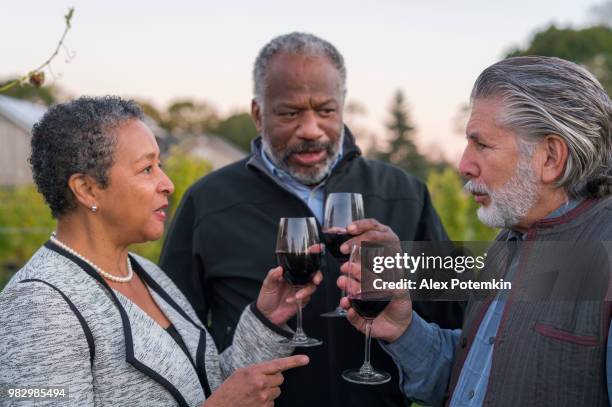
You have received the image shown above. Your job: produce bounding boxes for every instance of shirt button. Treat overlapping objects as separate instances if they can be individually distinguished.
[488,336,495,344]
[468,390,475,399]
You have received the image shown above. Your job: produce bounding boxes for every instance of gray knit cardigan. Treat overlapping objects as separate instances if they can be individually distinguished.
[0,243,294,406]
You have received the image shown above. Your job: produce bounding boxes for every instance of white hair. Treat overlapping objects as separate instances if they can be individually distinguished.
[471,56,612,198]
[252,32,347,110]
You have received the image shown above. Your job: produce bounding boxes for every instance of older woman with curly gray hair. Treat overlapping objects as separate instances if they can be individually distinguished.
[0,96,322,406]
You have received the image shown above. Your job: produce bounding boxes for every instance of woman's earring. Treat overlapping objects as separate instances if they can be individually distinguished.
[91,204,98,213]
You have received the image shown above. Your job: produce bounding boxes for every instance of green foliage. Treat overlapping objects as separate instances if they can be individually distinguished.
[427,168,498,241]
[0,77,59,106]
[506,25,612,94]
[165,148,212,218]
[0,186,56,288]
[129,150,211,262]
[212,112,256,152]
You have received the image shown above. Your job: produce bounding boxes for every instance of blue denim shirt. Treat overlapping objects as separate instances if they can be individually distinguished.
[380,200,611,406]
[260,144,343,224]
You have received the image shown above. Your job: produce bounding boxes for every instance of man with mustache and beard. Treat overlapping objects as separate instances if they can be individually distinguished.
[160,32,463,407]
[341,56,612,407]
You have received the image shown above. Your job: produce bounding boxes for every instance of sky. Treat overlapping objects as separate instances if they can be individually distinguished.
[0,0,601,165]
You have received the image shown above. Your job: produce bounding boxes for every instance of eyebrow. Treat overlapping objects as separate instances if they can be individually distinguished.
[467,132,484,142]
[133,151,158,163]
[275,99,338,110]
[275,103,301,110]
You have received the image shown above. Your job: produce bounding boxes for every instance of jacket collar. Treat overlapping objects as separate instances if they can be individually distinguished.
[495,198,605,242]
[524,198,600,240]
[44,241,210,407]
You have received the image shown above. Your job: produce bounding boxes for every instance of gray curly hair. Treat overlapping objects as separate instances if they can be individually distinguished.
[471,56,612,199]
[252,32,347,109]
[30,95,144,218]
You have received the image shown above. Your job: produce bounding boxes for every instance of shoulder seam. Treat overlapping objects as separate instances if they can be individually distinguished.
[18,278,95,367]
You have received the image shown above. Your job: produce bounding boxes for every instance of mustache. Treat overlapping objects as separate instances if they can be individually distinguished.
[283,141,334,157]
[464,179,490,195]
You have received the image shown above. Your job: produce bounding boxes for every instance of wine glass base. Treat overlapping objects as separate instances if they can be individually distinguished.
[279,336,323,347]
[342,368,391,385]
[320,308,347,318]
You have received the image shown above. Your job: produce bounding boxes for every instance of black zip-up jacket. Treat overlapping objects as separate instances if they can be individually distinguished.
[160,128,464,407]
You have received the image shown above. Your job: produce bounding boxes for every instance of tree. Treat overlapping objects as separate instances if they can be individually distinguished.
[376,90,430,180]
[506,25,612,95]
[212,112,256,152]
[161,99,219,137]
[343,100,379,157]
[133,99,165,125]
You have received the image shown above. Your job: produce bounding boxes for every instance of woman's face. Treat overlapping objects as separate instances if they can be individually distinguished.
[95,119,174,244]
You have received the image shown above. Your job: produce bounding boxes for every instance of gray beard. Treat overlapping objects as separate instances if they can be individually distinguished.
[464,157,539,229]
[262,127,344,186]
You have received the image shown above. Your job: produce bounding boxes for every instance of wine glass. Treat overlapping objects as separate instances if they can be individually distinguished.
[321,192,364,318]
[342,243,392,385]
[276,217,323,347]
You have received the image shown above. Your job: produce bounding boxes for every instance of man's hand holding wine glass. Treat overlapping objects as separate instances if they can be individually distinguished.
[339,218,401,258]
[338,218,412,344]
[339,280,413,344]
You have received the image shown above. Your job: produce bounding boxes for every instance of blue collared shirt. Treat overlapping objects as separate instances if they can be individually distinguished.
[260,145,343,224]
[380,200,611,406]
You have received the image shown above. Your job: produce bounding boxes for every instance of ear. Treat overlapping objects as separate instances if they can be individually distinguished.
[67,173,99,210]
[540,135,568,184]
[251,99,263,133]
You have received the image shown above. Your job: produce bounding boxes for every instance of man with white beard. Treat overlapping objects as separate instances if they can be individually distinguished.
[341,56,612,406]
[463,151,539,230]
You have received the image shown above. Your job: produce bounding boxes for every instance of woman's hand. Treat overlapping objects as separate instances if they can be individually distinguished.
[204,355,309,407]
[256,264,323,326]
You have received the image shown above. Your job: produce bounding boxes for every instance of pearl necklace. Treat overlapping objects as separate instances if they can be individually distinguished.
[49,234,134,283]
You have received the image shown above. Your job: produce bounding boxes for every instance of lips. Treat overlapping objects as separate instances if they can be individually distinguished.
[291,150,326,166]
[472,193,489,205]
[154,204,168,221]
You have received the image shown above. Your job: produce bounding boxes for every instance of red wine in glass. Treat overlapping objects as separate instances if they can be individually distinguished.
[349,292,391,319]
[277,251,321,286]
[321,192,364,318]
[323,232,352,262]
[276,217,323,347]
[342,244,393,385]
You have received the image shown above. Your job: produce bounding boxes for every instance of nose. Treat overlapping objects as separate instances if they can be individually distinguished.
[296,110,325,141]
[458,146,480,179]
[158,168,175,196]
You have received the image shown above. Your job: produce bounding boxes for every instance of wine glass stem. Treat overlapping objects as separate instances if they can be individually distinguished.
[340,282,346,306]
[293,286,307,341]
[336,260,347,312]
[359,319,374,375]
